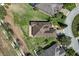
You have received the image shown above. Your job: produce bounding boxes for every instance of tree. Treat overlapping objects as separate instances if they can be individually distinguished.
[44,39,48,43]
[47,16,51,22]
[66,48,75,56]
[0,5,7,19]
[47,12,66,26]
[58,22,67,28]
[29,3,38,11]
[33,7,38,11]
[57,34,71,47]
[75,53,79,56]
[77,24,79,31]
[63,3,76,11]
[24,52,32,56]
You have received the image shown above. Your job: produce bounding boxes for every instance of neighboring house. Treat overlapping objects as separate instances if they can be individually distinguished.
[30,3,63,16]
[29,21,56,37]
[37,43,66,56]
[29,3,39,7]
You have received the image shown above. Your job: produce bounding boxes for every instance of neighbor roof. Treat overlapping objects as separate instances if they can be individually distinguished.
[29,21,56,37]
[33,3,63,16]
[38,43,65,56]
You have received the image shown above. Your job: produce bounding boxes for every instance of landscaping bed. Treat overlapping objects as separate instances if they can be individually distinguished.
[72,14,79,37]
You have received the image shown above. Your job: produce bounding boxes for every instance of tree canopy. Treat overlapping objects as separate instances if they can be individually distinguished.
[0,5,7,19]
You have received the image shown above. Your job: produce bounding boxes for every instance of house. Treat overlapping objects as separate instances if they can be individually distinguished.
[37,43,66,56]
[30,3,63,16]
[29,21,56,37]
[29,3,39,7]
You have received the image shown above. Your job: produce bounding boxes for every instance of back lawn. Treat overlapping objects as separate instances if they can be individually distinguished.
[12,4,56,55]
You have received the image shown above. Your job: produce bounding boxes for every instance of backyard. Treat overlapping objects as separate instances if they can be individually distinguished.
[12,4,66,55]
[12,4,56,55]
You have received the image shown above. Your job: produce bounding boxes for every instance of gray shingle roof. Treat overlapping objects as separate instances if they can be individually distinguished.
[29,21,56,37]
[35,3,63,16]
[38,43,65,56]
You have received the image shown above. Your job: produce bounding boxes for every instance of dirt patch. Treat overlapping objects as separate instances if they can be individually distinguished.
[0,27,16,56]
[4,4,29,55]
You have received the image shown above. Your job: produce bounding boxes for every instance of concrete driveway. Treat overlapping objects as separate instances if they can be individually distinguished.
[64,6,79,53]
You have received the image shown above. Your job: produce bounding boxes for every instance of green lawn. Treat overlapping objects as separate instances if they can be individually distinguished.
[13,4,49,26]
[72,14,79,37]
[30,37,56,49]
[63,3,76,11]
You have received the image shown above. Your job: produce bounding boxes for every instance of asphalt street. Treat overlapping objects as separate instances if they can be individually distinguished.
[64,6,79,53]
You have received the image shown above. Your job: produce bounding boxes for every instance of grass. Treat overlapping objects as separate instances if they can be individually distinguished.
[72,14,79,37]
[49,12,66,25]
[63,3,76,11]
[13,4,49,26]
[30,37,56,49]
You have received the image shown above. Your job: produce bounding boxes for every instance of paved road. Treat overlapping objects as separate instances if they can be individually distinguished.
[64,6,79,53]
